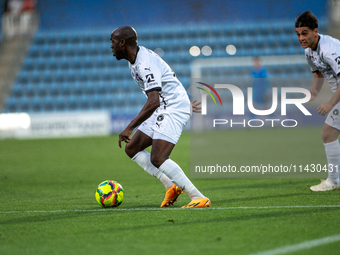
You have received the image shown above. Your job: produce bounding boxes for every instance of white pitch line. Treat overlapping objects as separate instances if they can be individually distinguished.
[247,233,340,255]
[0,204,339,214]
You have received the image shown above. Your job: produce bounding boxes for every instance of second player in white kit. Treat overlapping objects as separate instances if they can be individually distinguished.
[296,11,340,191]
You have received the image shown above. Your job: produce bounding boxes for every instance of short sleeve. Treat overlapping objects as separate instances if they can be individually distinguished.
[138,62,162,93]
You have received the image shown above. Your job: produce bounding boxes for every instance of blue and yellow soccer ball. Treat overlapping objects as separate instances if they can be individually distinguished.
[95,180,124,207]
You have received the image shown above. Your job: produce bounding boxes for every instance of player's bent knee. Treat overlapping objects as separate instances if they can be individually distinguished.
[125,142,138,158]
[322,134,337,143]
[150,155,167,168]
[321,130,339,143]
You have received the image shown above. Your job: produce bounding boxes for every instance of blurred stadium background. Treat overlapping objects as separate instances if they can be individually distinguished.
[0,0,337,138]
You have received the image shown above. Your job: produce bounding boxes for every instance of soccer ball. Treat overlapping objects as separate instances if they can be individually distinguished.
[95,180,124,207]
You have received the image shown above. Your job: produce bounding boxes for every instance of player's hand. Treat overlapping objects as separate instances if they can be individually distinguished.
[191,100,202,113]
[118,127,133,148]
[307,87,318,104]
[317,102,333,116]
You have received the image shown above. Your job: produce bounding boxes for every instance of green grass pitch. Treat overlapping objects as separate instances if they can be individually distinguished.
[0,127,339,255]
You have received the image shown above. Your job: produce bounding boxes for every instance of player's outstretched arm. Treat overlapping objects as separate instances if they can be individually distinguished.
[308,70,324,104]
[118,90,160,148]
[191,100,201,113]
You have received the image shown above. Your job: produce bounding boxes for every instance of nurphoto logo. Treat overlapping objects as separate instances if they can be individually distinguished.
[196,82,312,128]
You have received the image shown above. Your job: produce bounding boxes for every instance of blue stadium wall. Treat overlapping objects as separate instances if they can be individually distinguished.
[0,0,329,138]
[35,0,327,31]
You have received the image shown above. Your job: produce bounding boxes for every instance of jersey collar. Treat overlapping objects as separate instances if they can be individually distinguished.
[312,34,321,51]
[131,46,140,65]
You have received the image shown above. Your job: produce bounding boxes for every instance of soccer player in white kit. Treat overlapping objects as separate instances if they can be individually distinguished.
[110,25,211,207]
[296,11,340,191]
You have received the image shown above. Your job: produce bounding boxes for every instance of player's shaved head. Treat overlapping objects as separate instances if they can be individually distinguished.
[111,25,138,46]
[110,25,139,63]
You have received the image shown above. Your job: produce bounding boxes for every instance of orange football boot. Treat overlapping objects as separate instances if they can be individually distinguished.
[160,184,183,207]
[181,198,211,208]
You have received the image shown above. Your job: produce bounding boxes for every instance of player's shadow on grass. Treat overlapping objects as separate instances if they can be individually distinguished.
[112,207,340,232]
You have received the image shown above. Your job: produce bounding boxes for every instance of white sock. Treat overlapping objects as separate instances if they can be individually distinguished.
[132,151,173,188]
[159,159,205,200]
[324,140,340,185]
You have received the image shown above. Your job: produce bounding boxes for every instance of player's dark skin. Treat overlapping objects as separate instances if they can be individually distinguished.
[110,26,177,168]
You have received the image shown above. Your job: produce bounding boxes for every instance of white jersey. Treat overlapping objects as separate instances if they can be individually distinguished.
[128,46,190,113]
[305,34,340,93]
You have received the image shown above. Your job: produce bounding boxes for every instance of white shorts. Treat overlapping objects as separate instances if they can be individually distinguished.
[138,107,190,144]
[325,101,340,130]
